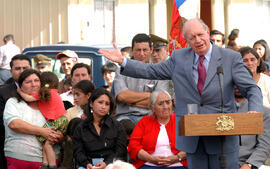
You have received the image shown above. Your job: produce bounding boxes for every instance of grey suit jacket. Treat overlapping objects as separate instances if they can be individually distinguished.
[238,99,270,168]
[121,44,263,154]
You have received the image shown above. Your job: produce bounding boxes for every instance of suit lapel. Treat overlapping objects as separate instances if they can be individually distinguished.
[203,46,222,90]
[184,50,197,91]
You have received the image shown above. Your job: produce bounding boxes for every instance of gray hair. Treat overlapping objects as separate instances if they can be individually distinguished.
[150,90,171,107]
[183,18,209,40]
[105,160,135,169]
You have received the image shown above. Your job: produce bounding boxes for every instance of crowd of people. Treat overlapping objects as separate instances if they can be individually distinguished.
[0,17,270,169]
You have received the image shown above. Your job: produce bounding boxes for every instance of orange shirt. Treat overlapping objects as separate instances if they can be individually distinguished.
[33,89,66,120]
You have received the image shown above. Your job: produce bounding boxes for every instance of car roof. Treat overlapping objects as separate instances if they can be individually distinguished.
[22,44,128,58]
[22,44,102,58]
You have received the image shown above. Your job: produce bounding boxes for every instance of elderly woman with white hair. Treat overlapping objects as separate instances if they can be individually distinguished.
[105,160,135,169]
[128,91,188,169]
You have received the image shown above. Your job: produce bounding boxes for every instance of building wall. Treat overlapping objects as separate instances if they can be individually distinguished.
[0,0,68,50]
[0,0,155,49]
[149,0,167,40]
[63,0,153,46]
[2,0,268,51]
[211,0,270,46]
[115,0,150,45]
[230,0,270,46]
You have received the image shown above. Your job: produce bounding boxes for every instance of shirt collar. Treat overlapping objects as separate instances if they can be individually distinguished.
[194,43,213,64]
[15,81,19,88]
[67,90,73,95]
[6,41,14,45]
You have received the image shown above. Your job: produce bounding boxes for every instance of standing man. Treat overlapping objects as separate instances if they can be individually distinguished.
[56,50,78,93]
[113,33,169,124]
[0,34,20,85]
[210,30,225,48]
[0,54,31,169]
[99,18,262,169]
[150,34,169,63]
[150,34,174,96]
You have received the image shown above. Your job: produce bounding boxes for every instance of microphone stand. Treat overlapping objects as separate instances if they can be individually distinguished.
[217,66,226,169]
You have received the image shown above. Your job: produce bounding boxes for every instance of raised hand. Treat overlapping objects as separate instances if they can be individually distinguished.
[98,43,124,64]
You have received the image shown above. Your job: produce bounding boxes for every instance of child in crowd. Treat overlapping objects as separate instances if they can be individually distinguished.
[58,118,83,169]
[18,72,68,169]
[63,77,72,92]
[119,119,135,163]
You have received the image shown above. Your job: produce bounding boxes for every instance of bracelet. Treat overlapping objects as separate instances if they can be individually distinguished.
[247,163,252,168]
[176,154,182,162]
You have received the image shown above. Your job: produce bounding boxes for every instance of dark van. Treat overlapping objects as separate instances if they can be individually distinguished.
[22,44,108,88]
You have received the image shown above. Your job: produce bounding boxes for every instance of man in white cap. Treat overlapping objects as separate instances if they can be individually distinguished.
[56,50,78,93]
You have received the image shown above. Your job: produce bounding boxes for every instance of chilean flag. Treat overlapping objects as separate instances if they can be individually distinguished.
[169,0,187,56]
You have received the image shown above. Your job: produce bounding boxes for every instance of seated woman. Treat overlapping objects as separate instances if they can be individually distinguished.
[239,47,270,109]
[73,87,127,169]
[65,80,95,121]
[128,90,188,169]
[253,39,270,75]
[3,69,62,169]
[253,39,270,62]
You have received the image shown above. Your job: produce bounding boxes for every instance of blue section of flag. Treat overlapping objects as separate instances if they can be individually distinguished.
[175,0,186,8]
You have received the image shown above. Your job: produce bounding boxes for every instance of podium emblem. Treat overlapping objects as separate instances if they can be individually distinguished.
[216,115,234,131]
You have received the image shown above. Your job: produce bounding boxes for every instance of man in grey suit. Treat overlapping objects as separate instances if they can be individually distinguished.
[99,18,263,169]
[235,87,270,169]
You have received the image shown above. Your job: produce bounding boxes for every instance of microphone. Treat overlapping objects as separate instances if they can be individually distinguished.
[217,66,226,169]
[217,66,224,114]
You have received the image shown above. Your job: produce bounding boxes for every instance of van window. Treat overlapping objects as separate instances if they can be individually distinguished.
[31,57,93,81]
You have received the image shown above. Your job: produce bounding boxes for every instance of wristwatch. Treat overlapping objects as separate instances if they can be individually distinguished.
[177,154,182,162]
[247,163,252,168]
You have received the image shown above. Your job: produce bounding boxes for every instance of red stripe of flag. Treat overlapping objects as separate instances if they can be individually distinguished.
[169,0,187,56]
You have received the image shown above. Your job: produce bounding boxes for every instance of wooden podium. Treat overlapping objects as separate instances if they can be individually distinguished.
[178,113,263,136]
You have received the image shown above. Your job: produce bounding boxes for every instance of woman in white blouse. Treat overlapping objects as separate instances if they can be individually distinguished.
[4,69,61,169]
[239,46,270,108]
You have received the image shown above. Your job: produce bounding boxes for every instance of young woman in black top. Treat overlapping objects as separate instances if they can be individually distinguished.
[73,87,127,169]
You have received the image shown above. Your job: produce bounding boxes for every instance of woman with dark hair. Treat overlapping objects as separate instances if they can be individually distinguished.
[17,71,68,169]
[253,39,270,62]
[101,62,118,91]
[227,29,241,51]
[73,87,127,169]
[3,69,61,169]
[239,46,270,108]
[65,80,95,121]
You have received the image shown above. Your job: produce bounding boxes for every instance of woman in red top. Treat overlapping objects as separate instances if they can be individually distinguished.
[128,90,188,169]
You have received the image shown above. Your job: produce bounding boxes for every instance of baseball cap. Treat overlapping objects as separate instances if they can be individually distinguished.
[56,50,79,59]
